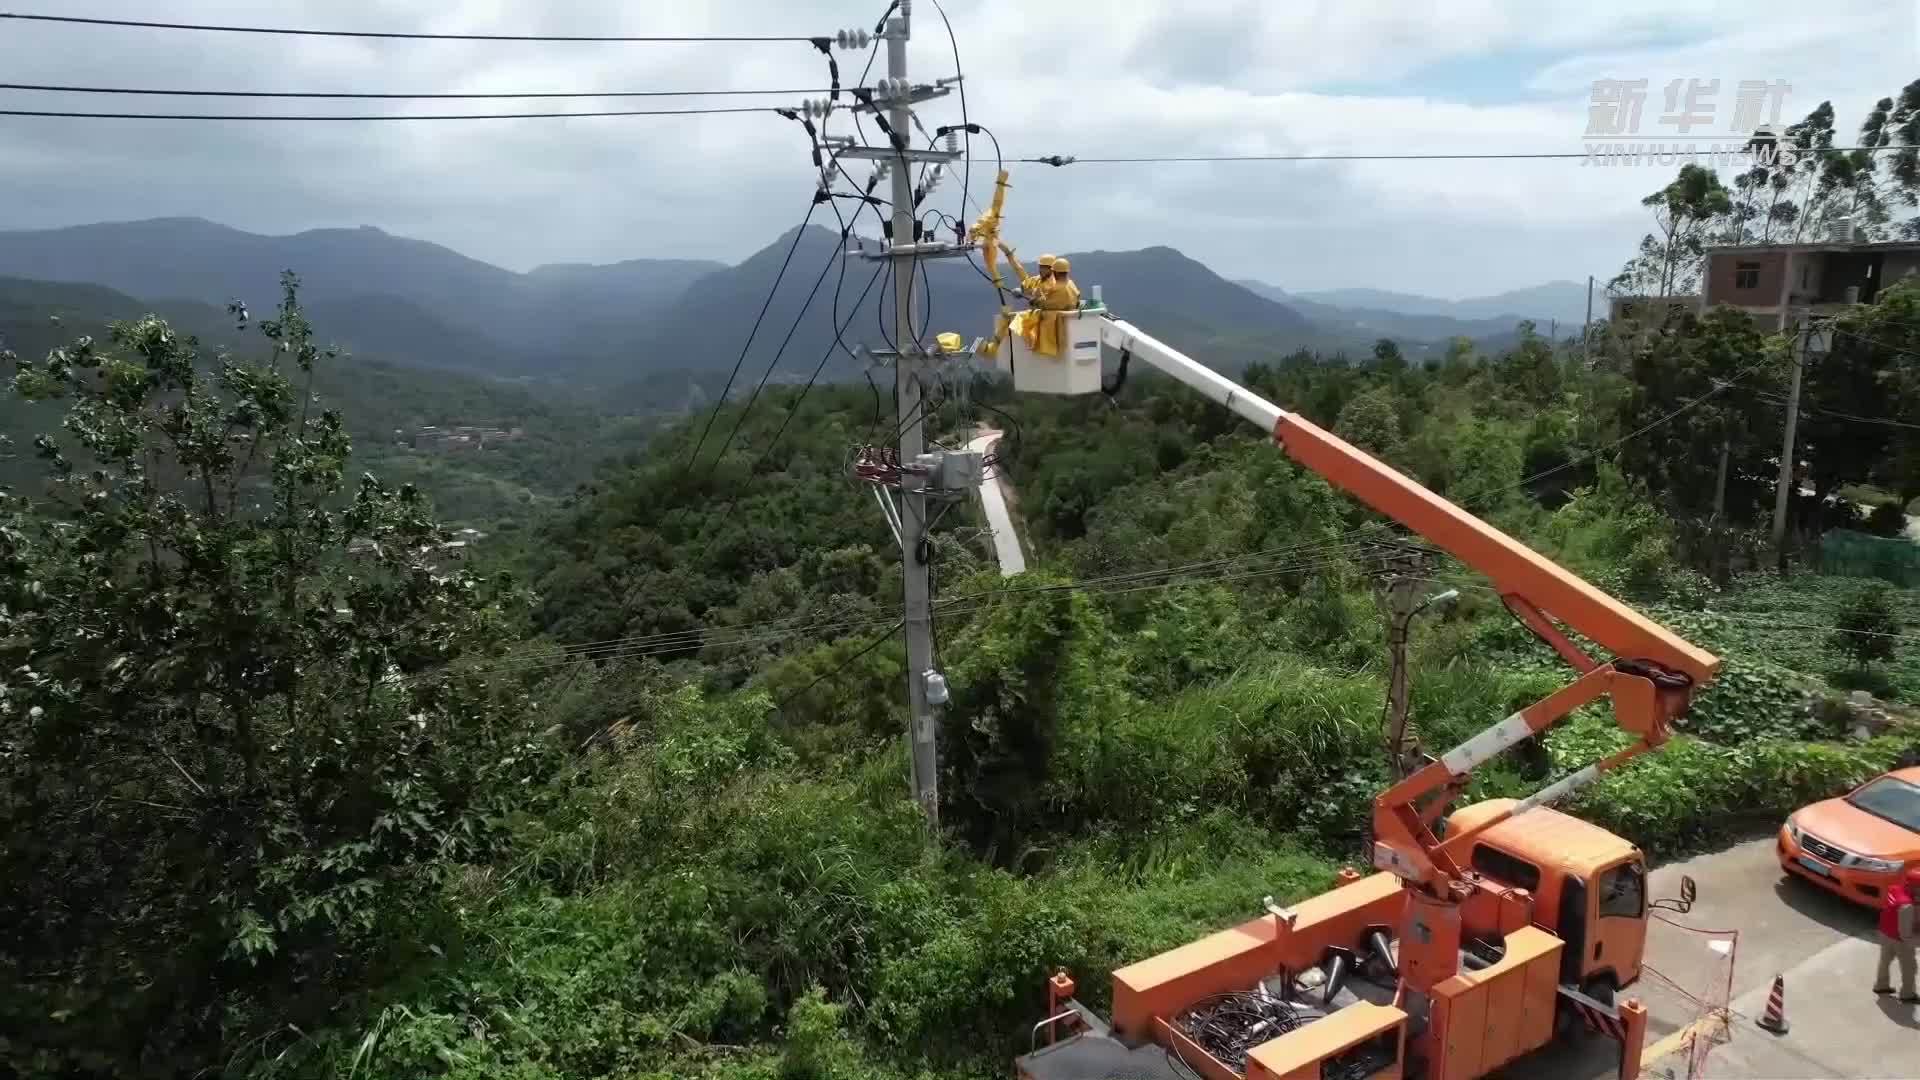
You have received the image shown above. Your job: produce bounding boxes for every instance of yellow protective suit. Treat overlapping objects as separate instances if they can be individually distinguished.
[998,245,1074,358]
[1050,257,1082,310]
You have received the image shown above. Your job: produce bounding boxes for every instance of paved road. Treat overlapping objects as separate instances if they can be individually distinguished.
[1526,835,1908,1079]
[966,429,1024,575]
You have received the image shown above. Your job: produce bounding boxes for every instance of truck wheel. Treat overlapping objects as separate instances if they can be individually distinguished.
[1553,978,1617,1042]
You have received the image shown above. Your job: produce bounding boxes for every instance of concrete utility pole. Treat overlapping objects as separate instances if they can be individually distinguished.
[885,11,941,829]
[1382,562,1418,777]
[1582,274,1594,368]
[1374,546,1457,777]
[844,1,966,830]
[1770,320,1810,567]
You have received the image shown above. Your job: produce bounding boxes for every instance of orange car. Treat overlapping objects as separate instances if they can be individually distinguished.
[1779,766,1920,907]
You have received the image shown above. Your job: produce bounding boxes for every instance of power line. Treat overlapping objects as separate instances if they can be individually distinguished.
[703,201,874,471]
[1755,391,1920,432]
[1020,145,1898,166]
[0,11,819,43]
[772,621,903,714]
[1826,323,1920,364]
[456,539,1382,681]
[0,81,835,100]
[0,105,780,121]
[681,200,821,478]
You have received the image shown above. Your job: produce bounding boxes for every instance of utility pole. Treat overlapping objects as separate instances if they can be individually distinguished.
[886,10,940,830]
[1382,559,1418,777]
[842,1,968,830]
[1582,274,1594,368]
[1372,545,1457,777]
[1770,320,1810,568]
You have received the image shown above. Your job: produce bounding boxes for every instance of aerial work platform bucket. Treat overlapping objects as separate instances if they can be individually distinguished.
[992,308,1105,396]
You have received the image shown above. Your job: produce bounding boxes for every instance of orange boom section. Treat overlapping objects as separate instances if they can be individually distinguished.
[1273,414,1717,683]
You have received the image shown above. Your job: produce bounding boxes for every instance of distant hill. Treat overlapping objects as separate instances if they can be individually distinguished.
[0,273,571,439]
[1260,280,1592,331]
[0,273,681,522]
[1235,281,1526,353]
[0,216,1351,398]
[612,229,1320,400]
[0,217,713,380]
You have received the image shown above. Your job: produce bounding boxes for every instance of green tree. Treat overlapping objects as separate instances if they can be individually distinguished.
[1615,307,1781,574]
[1781,101,1840,241]
[1371,338,1407,372]
[1810,280,1920,504]
[1334,386,1403,459]
[1830,586,1898,669]
[0,277,547,1073]
[1611,164,1733,297]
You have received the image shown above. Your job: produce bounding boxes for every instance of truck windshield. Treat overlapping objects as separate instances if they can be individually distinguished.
[1848,777,1920,833]
[1597,861,1645,918]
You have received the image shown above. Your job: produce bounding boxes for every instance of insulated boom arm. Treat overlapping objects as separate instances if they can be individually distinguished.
[1094,315,1722,892]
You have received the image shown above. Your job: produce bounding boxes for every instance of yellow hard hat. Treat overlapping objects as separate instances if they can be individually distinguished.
[1037,253,1057,269]
[936,331,964,354]
[1051,256,1071,273]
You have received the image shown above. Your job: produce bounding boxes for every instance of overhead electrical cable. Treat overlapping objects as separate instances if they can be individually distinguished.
[680,199,821,478]
[0,11,821,42]
[1019,145,1899,165]
[0,81,837,100]
[0,105,780,121]
[772,621,904,714]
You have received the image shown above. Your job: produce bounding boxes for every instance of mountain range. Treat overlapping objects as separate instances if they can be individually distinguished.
[0,217,1579,405]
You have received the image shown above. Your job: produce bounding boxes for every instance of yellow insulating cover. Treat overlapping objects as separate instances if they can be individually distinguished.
[936,332,964,354]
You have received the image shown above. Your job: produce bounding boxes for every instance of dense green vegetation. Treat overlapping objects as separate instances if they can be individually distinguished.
[8,218,1920,1077]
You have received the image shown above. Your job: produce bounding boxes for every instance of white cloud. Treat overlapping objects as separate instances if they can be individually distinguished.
[0,0,1911,298]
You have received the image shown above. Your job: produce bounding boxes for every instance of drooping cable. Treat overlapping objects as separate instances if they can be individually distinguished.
[680,197,820,479]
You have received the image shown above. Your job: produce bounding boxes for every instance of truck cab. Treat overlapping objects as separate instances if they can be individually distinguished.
[1445,799,1649,997]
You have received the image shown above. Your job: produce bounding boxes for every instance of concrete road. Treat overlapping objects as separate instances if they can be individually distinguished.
[1523,836,1908,1079]
[966,430,1025,575]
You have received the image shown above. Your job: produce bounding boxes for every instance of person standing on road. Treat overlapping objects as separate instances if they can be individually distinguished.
[1874,866,1920,1002]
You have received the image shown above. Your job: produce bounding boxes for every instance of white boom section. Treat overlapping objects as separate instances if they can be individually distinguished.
[1099,317,1286,433]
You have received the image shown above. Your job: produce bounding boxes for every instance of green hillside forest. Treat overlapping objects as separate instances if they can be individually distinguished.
[11,135,1920,1076]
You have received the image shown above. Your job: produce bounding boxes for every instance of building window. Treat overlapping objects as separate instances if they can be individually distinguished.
[1735,261,1761,289]
[1471,844,1542,892]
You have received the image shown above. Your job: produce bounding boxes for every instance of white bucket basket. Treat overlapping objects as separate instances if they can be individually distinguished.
[999,310,1105,395]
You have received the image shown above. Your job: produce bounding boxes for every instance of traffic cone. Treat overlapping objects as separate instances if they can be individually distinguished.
[1756,973,1789,1034]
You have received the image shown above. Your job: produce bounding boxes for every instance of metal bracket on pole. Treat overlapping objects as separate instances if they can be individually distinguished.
[871,484,904,551]
[853,238,976,260]
[846,83,955,111]
[836,146,965,164]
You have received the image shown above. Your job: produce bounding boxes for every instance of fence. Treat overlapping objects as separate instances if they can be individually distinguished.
[1637,915,1738,1079]
[1819,529,1920,587]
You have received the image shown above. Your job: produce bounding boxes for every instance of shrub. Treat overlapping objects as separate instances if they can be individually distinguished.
[1830,586,1899,669]
[1829,665,1898,699]
[1552,715,1920,857]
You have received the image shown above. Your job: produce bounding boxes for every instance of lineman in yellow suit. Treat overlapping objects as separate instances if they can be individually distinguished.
[1051,256,1081,309]
[999,246,1078,357]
